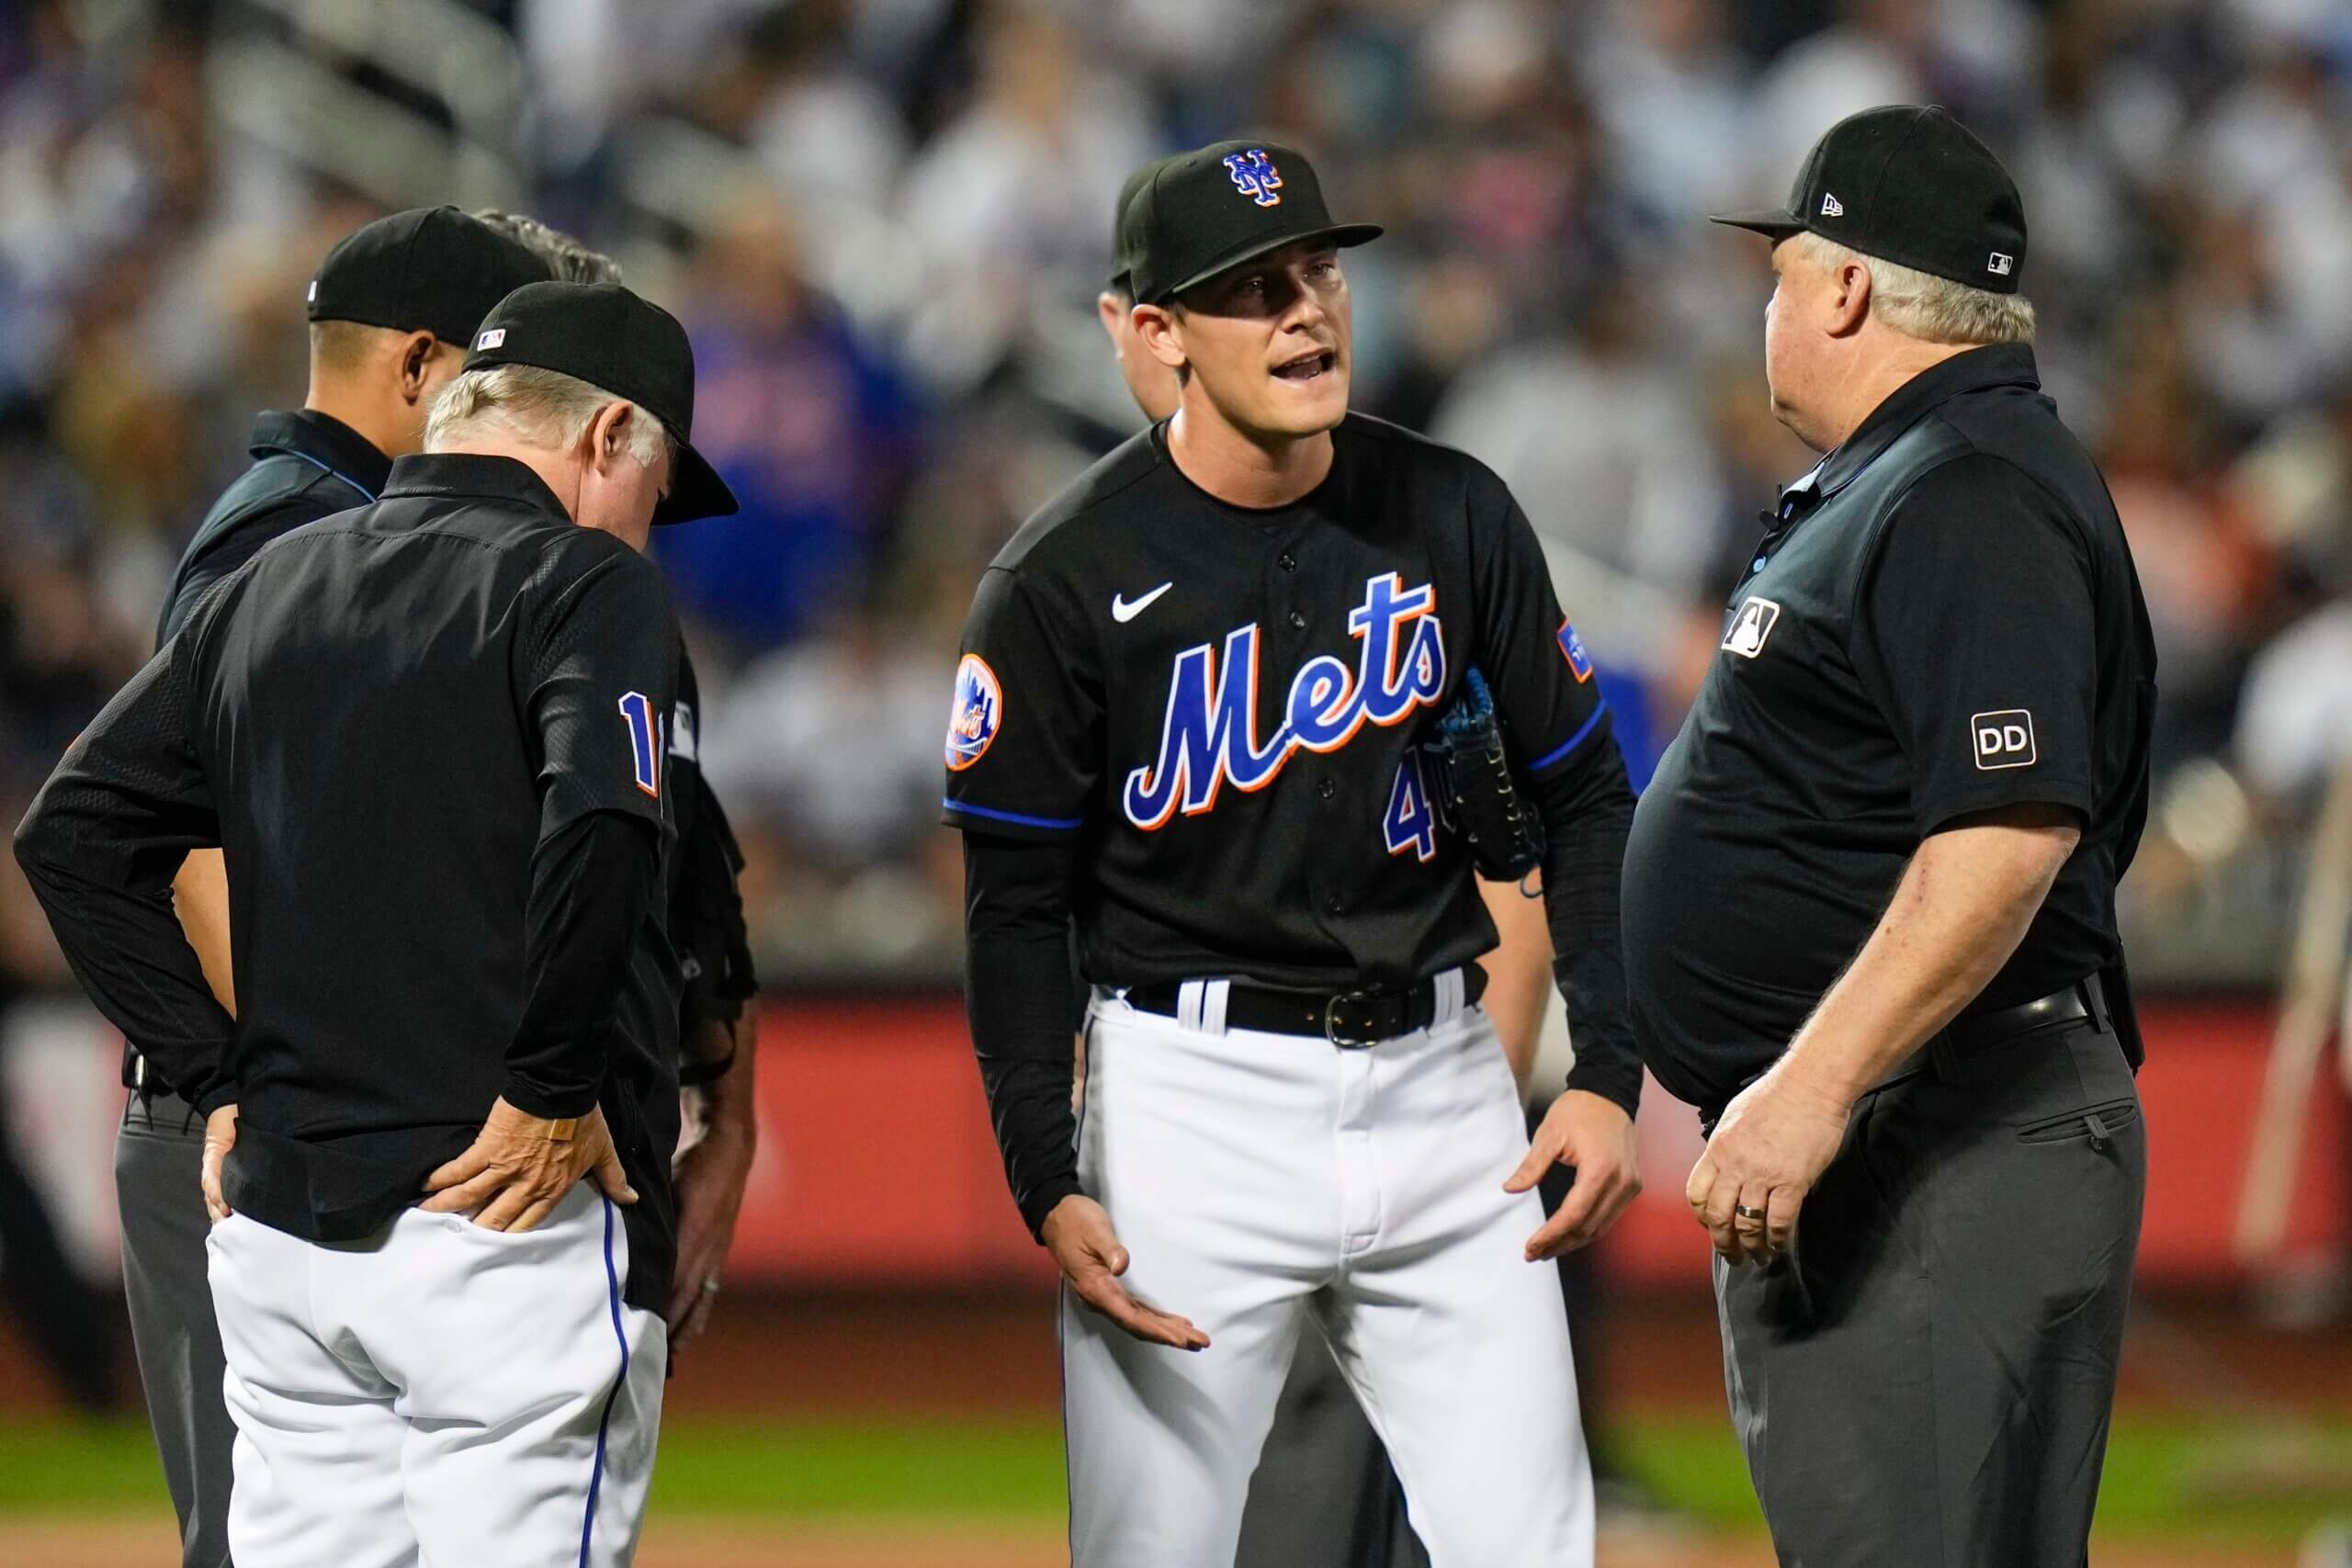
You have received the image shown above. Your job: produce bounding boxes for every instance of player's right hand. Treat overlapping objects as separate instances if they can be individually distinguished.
[420,1097,638,1233]
[1041,1194,1209,1352]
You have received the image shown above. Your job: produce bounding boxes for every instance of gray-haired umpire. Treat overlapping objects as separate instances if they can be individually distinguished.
[16,280,735,1567]
[1623,106,2158,1564]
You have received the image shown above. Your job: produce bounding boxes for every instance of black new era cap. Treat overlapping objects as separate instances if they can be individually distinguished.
[1121,140,1383,306]
[307,207,552,345]
[461,281,739,526]
[1710,105,2028,295]
[1109,154,1176,295]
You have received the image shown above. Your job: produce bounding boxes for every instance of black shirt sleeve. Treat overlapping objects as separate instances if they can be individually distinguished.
[155,503,309,649]
[1469,476,1642,1115]
[505,809,662,1118]
[1850,455,2098,836]
[506,546,677,1116]
[13,634,237,1111]
[1469,484,1615,777]
[672,769,755,1033]
[961,831,1084,1239]
[941,566,1099,840]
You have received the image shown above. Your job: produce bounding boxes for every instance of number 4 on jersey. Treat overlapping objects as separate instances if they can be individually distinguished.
[618,691,662,798]
[1385,754,1439,863]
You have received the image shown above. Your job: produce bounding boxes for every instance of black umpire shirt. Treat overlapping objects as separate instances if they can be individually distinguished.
[17,453,684,1310]
[948,413,1641,1233]
[1623,344,2157,1119]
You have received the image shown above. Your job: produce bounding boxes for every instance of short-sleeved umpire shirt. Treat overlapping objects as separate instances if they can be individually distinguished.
[1623,344,2156,1117]
[942,412,1614,991]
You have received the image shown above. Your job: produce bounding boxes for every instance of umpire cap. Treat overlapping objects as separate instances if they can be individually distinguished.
[1120,140,1382,306]
[1711,105,2028,294]
[307,207,552,345]
[461,281,740,526]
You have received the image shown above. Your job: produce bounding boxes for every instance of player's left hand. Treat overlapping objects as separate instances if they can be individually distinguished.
[200,1102,239,1224]
[668,1018,759,1347]
[1685,1068,1849,1264]
[1510,1089,1642,1259]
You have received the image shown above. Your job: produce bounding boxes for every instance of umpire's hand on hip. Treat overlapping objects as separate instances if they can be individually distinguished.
[422,1096,638,1233]
[1041,1194,1209,1352]
[1510,1089,1643,1260]
[1685,1068,1849,1265]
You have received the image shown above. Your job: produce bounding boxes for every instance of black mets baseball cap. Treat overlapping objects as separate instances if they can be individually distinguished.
[307,206,553,345]
[1710,105,2028,295]
[1120,140,1383,306]
[461,281,739,526]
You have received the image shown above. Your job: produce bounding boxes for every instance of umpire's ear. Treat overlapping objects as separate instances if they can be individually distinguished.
[396,331,442,403]
[1131,301,1188,374]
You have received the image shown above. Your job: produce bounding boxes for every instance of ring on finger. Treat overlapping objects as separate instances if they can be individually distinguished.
[1735,1203,1766,1224]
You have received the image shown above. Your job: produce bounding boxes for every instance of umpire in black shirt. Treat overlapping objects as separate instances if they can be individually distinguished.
[17,281,738,1566]
[1623,107,2158,1565]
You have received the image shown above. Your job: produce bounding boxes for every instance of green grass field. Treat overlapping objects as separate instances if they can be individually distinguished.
[1,1414,2345,1545]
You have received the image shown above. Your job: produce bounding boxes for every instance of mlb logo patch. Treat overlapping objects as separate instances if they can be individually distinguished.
[945,654,1003,772]
[669,699,698,761]
[1224,148,1283,208]
[474,328,506,351]
[1972,709,2036,770]
[1987,252,2014,276]
[1556,619,1594,682]
[1721,596,1781,659]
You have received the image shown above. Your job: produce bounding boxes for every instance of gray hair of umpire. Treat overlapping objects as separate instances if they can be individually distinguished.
[470,209,624,287]
[423,365,671,468]
[1791,231,2037,347]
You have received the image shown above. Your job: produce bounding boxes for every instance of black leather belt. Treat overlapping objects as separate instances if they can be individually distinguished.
[1877,973,2110,1091]
[1125,966,1488,1047]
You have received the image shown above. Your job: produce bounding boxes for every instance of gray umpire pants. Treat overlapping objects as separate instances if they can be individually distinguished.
[118,1095,235,1568]
[1236,1332,1427,1568]
[1714,1018,2144,1568]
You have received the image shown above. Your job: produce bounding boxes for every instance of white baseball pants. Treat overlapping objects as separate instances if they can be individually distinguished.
[1064,980,1595,1567]
[206,1182,666,1568]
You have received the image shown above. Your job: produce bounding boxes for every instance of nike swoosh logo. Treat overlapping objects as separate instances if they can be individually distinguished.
[1112,582,1173,623]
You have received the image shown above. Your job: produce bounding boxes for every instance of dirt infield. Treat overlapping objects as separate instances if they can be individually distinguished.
[0,1516,2309,1567]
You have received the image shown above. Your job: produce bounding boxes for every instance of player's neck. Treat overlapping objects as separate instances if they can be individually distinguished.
[1166,404,1335,510]
[302,378,409,462]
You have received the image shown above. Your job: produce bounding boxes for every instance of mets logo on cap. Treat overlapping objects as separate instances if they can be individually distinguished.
[1224,148,1283,207]
[945,654,1002,772]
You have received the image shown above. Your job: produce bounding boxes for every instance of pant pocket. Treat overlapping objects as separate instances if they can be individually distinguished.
[2017,1097,2141,1145]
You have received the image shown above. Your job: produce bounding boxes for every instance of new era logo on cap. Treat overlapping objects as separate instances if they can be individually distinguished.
[1987,252,2014,276]
[1819,192,1844,217]
[306,279,317,302]
[474,327,505,351]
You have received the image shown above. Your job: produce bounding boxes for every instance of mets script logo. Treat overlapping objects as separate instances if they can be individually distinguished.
[945,654,1002,772]
[1125,574,1445,829]
[1224,148,1283,207]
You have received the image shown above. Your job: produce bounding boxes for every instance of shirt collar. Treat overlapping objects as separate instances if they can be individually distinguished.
[381,453,570,520]
[1799,343,2041,504]
[248,409,394,500]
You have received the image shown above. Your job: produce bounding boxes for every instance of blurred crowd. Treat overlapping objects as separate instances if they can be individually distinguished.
[1,0,2349,987]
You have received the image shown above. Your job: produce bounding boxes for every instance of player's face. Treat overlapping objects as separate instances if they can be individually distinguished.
[571,404,673,552]
[1167,241,1351,441]
[1099,288,1181,424]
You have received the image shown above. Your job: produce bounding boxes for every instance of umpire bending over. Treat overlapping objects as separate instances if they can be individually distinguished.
[124,204,545,1568]
[17,281,737,1567]
[1625,106,2158,1565]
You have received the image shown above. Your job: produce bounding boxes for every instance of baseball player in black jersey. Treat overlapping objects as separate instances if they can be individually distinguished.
[115,211,755,1566]
[950,141,1643,1566]
[18,279,739,1567]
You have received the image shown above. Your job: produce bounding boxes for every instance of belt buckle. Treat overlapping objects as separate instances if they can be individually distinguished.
[1324,990,1380,1048]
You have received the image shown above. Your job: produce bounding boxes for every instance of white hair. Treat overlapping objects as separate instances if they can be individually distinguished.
[424,364,669,468]
[1793,231,2037,347]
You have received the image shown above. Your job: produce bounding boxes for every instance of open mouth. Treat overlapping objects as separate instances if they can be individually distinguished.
[1272,348,1338,383]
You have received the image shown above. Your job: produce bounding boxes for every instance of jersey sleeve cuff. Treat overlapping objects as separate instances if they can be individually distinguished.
[1564,1053,1643,1121]
[1915,776,2093,838]
[1525,699,1614,778]
[941,796,1087,840]
[501,1075,602,1121]
[1018,1176,1086,1243]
